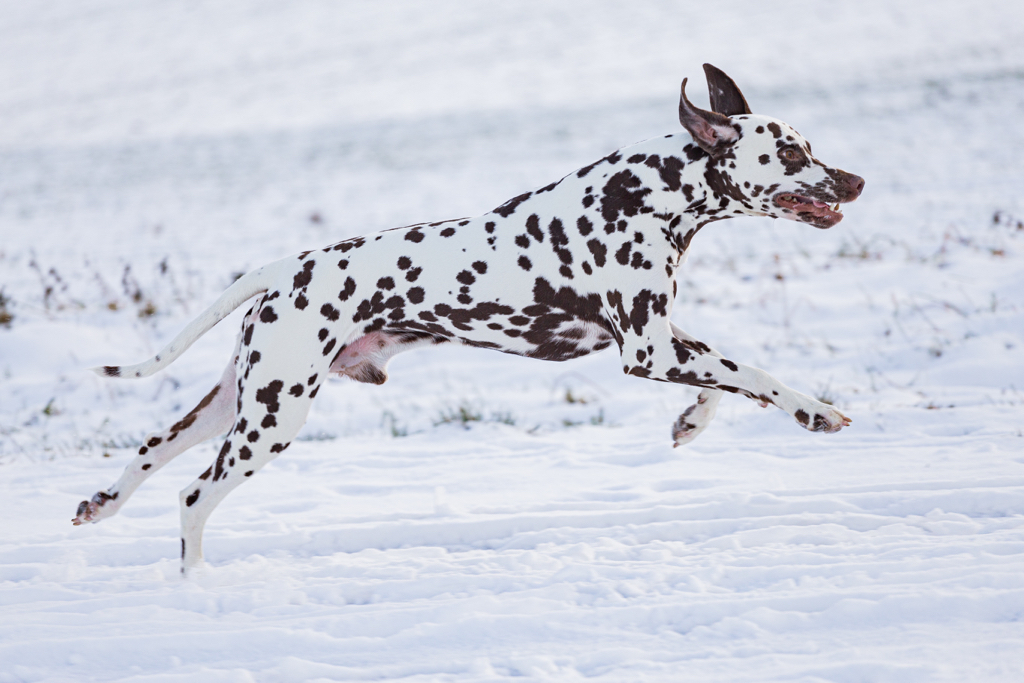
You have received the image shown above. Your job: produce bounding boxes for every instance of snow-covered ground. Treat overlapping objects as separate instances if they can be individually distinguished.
[2,1,1024,680]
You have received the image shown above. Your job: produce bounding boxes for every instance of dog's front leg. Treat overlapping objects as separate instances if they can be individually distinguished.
[668,322,724,446]
[620,321,850,435]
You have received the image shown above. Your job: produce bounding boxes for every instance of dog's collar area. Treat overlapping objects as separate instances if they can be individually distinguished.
[773,193,843,228]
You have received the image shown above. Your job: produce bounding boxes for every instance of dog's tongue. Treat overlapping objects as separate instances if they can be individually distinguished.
[812,200,828,208]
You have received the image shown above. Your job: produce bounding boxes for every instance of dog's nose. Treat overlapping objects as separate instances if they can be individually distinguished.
[845,173,865,197]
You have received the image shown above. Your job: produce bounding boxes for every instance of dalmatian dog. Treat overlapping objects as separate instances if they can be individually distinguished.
[74,65,864,572]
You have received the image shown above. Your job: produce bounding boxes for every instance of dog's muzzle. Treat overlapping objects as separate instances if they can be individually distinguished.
[774,171,864,229]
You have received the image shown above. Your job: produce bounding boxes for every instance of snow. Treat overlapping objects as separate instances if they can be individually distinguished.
[2,1,1024,680]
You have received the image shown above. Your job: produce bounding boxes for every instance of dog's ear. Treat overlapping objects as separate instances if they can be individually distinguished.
[702,63,752,116]
[678,77,739,156]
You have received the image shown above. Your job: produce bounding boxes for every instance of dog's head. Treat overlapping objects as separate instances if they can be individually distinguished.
[678,64,864,229]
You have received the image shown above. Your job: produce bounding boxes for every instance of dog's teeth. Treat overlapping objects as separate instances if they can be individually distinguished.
[833,203,840,212]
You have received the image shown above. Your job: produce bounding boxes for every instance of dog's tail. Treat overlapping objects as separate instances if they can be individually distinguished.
[91,263,282,380]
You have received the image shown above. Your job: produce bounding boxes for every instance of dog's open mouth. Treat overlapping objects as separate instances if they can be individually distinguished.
[774,193,843,229]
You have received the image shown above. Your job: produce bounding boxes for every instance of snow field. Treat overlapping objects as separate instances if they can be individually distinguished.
[2,1,1024,681]
[3,422,1023,680]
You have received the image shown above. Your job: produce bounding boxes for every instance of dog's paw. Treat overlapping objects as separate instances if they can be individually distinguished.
[671,390,722,447]
[794,404,851,433]
[671,416,707,447]
[71,491,119,525]
[72,500,98,525]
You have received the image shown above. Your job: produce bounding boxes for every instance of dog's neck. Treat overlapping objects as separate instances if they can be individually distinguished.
[607,131,744,260]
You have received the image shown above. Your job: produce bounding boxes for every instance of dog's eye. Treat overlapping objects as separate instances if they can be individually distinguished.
[781,148,801,161]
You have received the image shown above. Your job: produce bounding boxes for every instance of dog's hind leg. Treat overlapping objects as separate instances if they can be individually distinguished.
[72,322,249,526]
[669,322,725,447]
[177,317,335,573]
[72,361,237,525]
